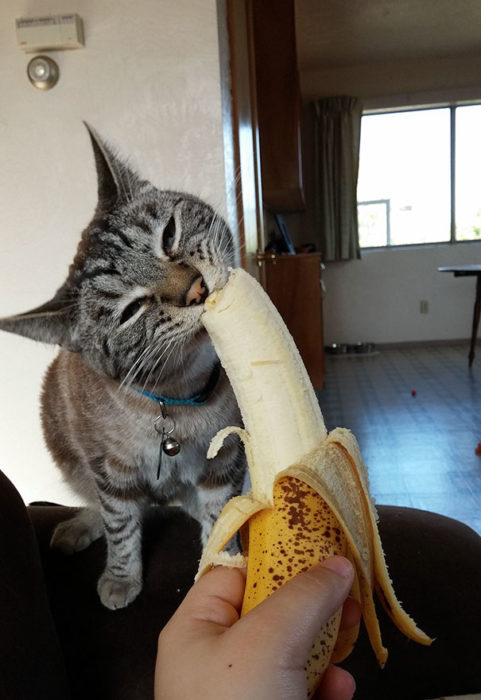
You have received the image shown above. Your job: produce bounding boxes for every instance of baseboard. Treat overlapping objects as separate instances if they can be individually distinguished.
[376,338,477,350]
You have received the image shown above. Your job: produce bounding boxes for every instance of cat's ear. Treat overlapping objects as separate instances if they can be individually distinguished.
[83,122,140,210]
[0,286,80,351]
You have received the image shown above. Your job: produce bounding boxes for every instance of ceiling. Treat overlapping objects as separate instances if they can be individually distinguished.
[295,0,481,71]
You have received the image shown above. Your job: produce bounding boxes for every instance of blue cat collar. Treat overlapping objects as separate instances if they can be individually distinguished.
[135,361,221,406]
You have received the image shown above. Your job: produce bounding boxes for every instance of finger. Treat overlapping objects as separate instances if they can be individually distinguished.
[339,596,362,630]
[238,556,354,667]
[167,566,247,636]
[315,664,356,700]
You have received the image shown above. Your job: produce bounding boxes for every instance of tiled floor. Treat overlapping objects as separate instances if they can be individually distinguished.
[317,343,481,535]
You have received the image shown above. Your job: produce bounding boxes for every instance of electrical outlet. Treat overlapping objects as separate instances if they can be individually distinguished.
[420,300,429,314]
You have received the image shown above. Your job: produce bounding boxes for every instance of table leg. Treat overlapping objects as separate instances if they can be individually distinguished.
[468,273,481,367]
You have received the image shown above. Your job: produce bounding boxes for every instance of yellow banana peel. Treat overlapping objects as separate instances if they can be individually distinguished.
[196,268,433,697]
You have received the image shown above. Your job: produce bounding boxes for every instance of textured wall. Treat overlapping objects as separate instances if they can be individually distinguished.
[322,242,481,346]
[0,0,226,503]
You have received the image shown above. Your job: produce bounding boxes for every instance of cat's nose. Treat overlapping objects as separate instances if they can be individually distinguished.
[185,275,208,306]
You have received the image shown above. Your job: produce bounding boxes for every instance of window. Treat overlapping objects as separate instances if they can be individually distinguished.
[357,105,481,248]
[456,106,481,241]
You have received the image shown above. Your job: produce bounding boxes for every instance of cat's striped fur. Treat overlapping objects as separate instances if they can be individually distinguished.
[0,125,245,609]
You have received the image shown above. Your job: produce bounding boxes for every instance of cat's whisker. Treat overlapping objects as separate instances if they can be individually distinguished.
[124,318,194,394]
[140,341,172,387]
[137,330,182,390]
[139,336,180,394]
[171,338,187,380]
[207,214,231,265]
[119,340,158,393]
[121,333,176,394]
[124,342,166,392]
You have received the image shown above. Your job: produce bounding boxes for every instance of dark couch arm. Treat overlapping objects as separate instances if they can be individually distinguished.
[342,506,481,699]
[0,470,70,700]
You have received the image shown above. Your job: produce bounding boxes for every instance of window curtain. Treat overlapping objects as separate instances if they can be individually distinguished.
[312,96,363,261]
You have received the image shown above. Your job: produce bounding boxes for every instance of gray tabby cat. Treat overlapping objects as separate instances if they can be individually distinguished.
[0,125,245,609]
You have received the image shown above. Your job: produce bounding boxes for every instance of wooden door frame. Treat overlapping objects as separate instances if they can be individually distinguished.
[217,0,265,282]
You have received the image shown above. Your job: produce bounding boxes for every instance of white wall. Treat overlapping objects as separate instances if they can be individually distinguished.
[0,0,227,505]
[322,241,481,345]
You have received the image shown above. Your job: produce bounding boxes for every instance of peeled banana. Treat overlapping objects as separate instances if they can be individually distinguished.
[197,268,432,697]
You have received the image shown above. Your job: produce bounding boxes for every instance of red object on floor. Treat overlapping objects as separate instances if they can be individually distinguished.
[475,443,481,456]
[411,389,417,397]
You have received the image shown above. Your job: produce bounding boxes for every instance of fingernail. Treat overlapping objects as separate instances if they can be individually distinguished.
[322,556,353,579]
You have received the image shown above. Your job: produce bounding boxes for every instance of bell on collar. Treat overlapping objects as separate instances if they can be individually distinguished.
[162,436,181,456]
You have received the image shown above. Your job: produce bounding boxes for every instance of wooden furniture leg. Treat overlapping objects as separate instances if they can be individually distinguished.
[468,273,481,368]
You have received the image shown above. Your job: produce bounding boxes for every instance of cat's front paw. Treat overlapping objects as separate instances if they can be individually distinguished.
[97,571,142,610]
[50,510,103,554]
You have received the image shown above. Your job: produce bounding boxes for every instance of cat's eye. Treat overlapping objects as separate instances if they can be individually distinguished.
[162,216,176,254]
[120,298,146,325]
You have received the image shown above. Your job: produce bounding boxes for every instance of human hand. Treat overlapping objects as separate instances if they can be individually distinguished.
[155,556,358,700]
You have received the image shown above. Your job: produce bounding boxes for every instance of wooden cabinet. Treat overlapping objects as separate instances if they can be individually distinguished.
[251,0,304,211]
[264,253,324,389]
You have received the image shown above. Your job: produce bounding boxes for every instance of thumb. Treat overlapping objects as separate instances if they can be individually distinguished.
[238,555,354,667]
[163,565,247,639]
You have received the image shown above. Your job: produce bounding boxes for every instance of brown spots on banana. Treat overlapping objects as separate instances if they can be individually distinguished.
[241,477,347,614]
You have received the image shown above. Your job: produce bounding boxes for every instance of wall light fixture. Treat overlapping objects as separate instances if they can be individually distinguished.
[27,55,59,90]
